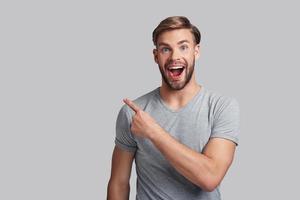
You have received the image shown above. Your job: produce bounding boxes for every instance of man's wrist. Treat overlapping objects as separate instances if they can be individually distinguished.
[148,125,165,141]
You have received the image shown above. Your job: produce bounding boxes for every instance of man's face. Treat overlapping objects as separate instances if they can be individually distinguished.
[153,29,200,90]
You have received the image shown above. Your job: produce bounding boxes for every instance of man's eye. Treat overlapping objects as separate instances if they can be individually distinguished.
[180,45,188,51]
[161,48,170,53]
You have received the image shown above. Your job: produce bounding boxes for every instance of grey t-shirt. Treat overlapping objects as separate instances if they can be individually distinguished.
[115,86,240,200]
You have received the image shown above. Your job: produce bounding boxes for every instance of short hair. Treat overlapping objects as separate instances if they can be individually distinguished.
[152,16,201,46]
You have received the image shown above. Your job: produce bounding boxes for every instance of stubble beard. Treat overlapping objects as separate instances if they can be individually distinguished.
[158,59,195,91]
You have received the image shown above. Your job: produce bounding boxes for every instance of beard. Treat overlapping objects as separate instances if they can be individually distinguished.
[158,58,195,90]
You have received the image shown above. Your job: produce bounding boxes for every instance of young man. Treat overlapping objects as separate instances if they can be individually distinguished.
[107,16,240,200]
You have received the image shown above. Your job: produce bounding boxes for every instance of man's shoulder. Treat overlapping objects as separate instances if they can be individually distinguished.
[120,87,159,116]
[203,87,239,108]
[118,87,159,117]
[132,87,159,108]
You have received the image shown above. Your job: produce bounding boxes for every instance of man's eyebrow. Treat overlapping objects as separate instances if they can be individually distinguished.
[157,42,170,47]
[177,40,190,45]
[158,40,190,47]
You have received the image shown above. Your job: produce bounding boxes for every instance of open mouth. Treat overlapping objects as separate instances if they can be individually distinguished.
[167,65,185,79]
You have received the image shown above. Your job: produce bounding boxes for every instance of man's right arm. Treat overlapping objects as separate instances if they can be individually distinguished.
[107,146,135,200]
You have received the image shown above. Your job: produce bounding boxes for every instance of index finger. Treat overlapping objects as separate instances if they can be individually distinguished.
[123,98,141,113]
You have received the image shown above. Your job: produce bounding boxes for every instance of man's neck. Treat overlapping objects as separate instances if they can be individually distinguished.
[159,80,202,111]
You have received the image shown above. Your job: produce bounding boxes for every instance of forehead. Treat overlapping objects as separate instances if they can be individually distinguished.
[157,29,195,46]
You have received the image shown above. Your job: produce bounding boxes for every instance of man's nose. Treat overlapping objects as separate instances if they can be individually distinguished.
[170,49,181,61]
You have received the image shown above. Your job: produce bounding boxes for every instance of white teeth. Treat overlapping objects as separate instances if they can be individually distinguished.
[169,66,184,69]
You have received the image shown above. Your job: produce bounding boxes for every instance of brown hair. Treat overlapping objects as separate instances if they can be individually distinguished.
[152,16,201,46]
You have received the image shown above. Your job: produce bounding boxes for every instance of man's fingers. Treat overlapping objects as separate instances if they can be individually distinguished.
[123,98,141,113]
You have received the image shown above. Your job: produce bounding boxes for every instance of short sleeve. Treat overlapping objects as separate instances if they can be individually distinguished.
[115,105,137,152]
[211,97,240,145]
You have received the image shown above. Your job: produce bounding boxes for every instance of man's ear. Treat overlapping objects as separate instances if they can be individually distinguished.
[153,49,158,64]
[194,44,200,60]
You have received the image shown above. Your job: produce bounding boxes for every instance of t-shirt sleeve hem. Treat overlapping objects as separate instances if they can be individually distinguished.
[210,132,239,146]
[115,139,137,152]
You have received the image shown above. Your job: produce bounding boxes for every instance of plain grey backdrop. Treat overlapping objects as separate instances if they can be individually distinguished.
[1,0,299,199]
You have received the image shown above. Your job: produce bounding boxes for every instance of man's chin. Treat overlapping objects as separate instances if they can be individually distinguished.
[168,81,186,90]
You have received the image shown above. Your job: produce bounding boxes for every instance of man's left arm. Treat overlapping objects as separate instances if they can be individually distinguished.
[123,98,237,192]
[149,129,236,192]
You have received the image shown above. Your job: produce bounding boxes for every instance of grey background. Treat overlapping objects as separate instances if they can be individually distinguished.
[1,0,299,199]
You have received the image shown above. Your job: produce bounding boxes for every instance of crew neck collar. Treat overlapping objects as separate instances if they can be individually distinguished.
[155,86,205,113]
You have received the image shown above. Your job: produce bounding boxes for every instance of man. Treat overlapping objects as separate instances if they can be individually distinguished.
[107,16,240,200]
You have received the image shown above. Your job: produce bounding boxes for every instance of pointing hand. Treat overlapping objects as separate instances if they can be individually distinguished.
[123,98,163,139]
